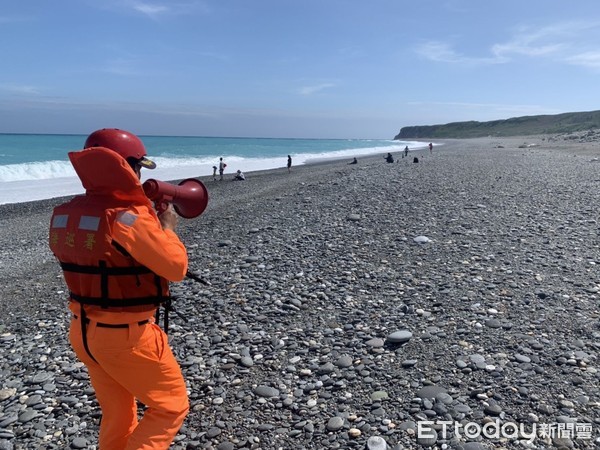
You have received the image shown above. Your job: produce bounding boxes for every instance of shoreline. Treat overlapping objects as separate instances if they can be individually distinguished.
[0,137,423,207]
[1,133,597,212]
[1,136,599,449]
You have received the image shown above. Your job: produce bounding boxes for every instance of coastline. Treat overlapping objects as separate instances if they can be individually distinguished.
[0,136,418,207]
[1,136,599,449]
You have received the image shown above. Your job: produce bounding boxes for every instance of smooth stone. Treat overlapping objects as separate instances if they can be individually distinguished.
[469,354,486,364]
[0,414,18,428]
[32,372,52,384]
[216,443,235,450]
[70,437,88,449]
[387,330,413,344]
[335,355,353,368]
[25,394,43,406]
[454,403,471,414]
[416,385,447,399]
[555,415,577,424]
[552,437,574,448]
[326,416,344,431]
[484,403,502,415]
[456,443,487,450]
[485,319,502,328]
[0,389,16,401]
[240,356,254,367]
[18,409,38,423]
[366,435,388,450]
[371,391,389,401]
[413,236,430,244]
[348,428,361,438]
[416,434,437,446]
[318,362,335,374]
[206,427,221,438]
[365,338,385,348]
[253,385,280,398]
[436,392,453,404]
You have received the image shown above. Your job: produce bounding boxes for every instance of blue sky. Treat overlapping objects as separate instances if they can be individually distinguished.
[2,0,600,139]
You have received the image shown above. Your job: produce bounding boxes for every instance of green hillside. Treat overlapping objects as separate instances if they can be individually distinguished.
[394,110,600,139]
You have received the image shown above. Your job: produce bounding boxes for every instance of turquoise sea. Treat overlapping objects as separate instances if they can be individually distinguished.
[0,133,425,205]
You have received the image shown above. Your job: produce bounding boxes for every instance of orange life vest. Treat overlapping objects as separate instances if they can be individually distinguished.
[49,147,187,323]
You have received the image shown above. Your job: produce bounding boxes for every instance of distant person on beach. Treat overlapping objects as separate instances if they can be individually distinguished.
[429,142,433,154]
[384,152,394,163]
[287,155,292,173]
[212,165,217,181]
[233,169,246,181]
[48,128,189,449]
[219,157,226,180]
[404,146,409,157]
[349,157,358,165]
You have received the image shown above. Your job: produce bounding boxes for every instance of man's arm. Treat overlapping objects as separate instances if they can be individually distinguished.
[111,205,188,281]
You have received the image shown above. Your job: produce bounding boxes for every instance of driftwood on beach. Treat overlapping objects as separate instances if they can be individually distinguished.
[0,136,599,449]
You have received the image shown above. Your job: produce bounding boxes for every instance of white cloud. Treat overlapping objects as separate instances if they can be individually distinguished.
[566,51,600,69]
[132,2,169,18]
[0,83,41,95]
[415,41,506,65]
[298,83,336,95]
[417,20,600,70]
[496,21,600,70]
[415,42,461,63]
[118,0,210,19]
[491,22,579,59]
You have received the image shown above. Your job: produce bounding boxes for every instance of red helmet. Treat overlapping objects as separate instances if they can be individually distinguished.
[84,128,155,169]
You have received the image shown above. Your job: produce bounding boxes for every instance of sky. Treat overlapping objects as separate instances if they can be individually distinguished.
[2,0,600,139]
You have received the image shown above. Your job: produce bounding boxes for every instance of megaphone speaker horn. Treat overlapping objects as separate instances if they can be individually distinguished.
[173,178,209,218]
[142,178,209,218]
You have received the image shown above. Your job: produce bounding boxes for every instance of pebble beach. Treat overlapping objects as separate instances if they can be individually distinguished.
[1,136,599,449]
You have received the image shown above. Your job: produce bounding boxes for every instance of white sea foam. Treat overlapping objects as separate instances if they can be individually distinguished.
[0,160,76,182]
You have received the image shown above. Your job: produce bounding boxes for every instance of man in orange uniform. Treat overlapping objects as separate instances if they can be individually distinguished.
[49,129,189,449]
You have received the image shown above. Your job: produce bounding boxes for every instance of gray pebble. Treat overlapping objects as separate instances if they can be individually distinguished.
[387,330,413,344]
[326,416,344,431]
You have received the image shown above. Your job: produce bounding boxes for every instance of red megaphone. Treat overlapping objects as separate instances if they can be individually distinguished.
[142,178,209,218]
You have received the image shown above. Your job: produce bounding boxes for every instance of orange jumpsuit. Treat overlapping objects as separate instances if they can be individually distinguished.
[49,147,189,450]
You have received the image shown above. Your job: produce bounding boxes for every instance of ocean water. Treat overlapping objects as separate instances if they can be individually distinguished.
[0,134,426,205]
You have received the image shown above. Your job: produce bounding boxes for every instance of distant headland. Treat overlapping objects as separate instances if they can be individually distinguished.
[394,109,600,139]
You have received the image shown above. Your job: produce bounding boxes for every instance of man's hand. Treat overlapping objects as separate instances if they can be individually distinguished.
[159,204,178,231]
